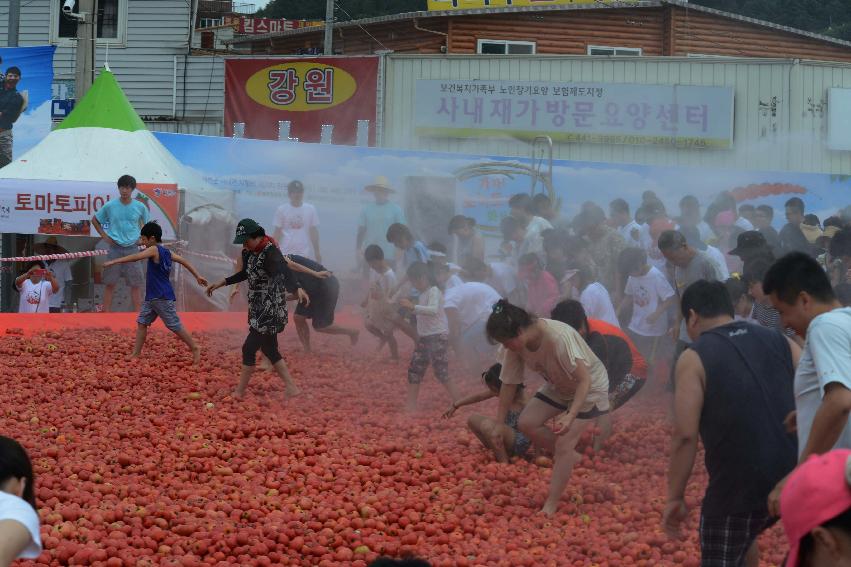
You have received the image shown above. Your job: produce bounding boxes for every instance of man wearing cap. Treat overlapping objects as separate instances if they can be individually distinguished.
[663,280,799,567]
[272,180,321,262]
[729,230,774,268]
[781,449,851,566]
[356,177,405,270]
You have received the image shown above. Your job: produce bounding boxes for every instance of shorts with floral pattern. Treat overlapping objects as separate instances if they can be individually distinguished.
[408,334,449,385]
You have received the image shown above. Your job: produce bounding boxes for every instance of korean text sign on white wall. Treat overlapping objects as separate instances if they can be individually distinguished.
[415,80,735,149]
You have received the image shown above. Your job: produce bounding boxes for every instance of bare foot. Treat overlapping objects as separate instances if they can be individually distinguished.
[125,353,140,362]
[285,385,302,398]
[233,389,246,400]
[405,403,418,414]
[350,330,360,346]
[191,347,201,366]
[541,501,558,517]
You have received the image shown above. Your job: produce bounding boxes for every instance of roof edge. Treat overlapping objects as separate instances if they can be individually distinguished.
[224,0,851,52]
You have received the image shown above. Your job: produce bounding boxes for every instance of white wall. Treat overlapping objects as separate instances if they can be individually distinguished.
[383,54,851,175]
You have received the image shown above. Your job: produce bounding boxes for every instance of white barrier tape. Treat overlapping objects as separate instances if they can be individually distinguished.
[0,240,188,264]
[177,248,234,265]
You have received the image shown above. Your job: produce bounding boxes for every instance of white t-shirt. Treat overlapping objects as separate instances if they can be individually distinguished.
[368,266,397,296]
[525,216,553,240]
[444,274,464,291]
[580,282,620,328]
[413,286,449,337]
[0,491,42,559]
[273,202,319,258]
[488,261,518,298]
[47,260,73,309]
[17,279,53,314]
[795,307,851,457]
[625,266,676,337]
[444,282,500,333]
[618,221,643,248]
[705,245,730,280]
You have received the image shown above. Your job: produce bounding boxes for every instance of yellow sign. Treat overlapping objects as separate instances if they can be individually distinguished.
[245,62,358,112]
[427,0,633,9]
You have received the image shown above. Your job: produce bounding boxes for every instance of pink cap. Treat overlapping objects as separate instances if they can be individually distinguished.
[714,210,736,227]
[781,449,851,567]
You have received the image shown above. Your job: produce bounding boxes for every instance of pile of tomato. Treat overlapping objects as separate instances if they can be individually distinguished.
[1,327,789,566]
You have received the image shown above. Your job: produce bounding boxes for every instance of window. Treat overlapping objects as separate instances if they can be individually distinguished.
[587,46,642,56]
[199,18,225,28]
[51,0,127,45]
[477,40,536,55]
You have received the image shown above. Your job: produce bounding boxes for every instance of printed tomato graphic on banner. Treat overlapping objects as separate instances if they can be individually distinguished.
[224,56,378,145]
[245,62,358,112]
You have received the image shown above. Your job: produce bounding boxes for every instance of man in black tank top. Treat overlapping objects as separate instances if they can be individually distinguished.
[663,280,801,567]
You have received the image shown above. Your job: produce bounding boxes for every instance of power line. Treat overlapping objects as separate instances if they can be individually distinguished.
[333,2,390,52]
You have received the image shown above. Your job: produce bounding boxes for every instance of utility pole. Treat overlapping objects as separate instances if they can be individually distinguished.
[74,0,98,100]
[323,0,334,55]
[7,0,20,46]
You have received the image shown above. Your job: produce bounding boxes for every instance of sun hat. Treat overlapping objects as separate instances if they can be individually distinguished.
[233,218,262,245]
[729,231,769,257]
[781,449,851,567]
[365,176,395,193]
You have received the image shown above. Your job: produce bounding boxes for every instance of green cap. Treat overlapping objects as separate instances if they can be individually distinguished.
[234,218,262,244]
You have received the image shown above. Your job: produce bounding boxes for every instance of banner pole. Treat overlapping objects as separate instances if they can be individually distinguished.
[7,0,20,47]
[323,0,334,55]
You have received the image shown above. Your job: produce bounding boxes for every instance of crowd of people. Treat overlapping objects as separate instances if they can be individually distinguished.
[7,174,851,566]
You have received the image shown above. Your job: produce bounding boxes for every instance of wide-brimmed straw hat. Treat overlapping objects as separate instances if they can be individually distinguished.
[365,176,395,193]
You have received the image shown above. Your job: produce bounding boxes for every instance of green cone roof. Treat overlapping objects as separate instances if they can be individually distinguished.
[55,69,147,132]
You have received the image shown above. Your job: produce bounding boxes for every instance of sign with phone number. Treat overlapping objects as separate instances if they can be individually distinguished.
[414,79,735,149]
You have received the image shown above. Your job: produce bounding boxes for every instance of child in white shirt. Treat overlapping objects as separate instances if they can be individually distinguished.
[362,245,399,360]
[399,262,460,412]
[617,248,677,372]
[15,263,58,314]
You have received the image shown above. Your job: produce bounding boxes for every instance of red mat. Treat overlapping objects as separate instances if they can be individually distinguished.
[0,308,363,335]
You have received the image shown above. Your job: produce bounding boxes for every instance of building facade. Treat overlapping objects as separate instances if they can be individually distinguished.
[0,0,225,135]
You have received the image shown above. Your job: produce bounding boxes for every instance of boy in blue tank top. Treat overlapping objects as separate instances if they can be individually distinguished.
[103,222,208,364]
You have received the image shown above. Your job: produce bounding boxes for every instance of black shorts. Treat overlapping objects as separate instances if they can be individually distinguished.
[533,392,610,420]
[295,276,339,330]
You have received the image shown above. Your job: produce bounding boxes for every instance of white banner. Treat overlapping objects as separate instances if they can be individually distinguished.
[415,79,735,149]
[0,178,176,239]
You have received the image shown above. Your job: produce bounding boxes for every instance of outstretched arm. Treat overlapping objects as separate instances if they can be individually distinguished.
[172,253,208,286]
[103,246,155,268]
[285,256,330,279]
[443,389,496,418]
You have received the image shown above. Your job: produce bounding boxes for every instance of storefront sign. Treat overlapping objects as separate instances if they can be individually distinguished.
[415,79,735,149]
[236,17,321,34]
[224,57,379,145]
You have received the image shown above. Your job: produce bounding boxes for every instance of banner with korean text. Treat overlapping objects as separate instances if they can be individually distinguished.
[233,17,322,34]
[415,79,735,149]
[0,179,178,239]
[224,57,379,145]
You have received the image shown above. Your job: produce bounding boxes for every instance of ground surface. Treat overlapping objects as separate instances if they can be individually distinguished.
[2,324,789,566]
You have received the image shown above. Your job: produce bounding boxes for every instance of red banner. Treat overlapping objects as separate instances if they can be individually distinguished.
[224,57,378,146]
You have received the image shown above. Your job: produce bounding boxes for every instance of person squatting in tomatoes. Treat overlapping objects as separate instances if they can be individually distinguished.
[486,299,610,517]
[443,362,533,463]
[398,262,461,413]
[206,218,309,400]
[102,222,208,365]
[551,299,648,450]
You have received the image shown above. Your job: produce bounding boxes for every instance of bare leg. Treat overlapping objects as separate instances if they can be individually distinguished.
[103,284,116,312]
[235,365,253,398]
[442,379,461,405]
[174,327,201,365]
[405,383,420,413]
[517,397,564,455]
[293,315,311,353]
[386,332,399,360]
[593,413,613,452]
[541,419,591,517]
[131,324,147,358]
[744,541,759,567]
[316,324,360,346]
[468,415,515,463]
[129,287,142,313]
[272,359,301,398]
